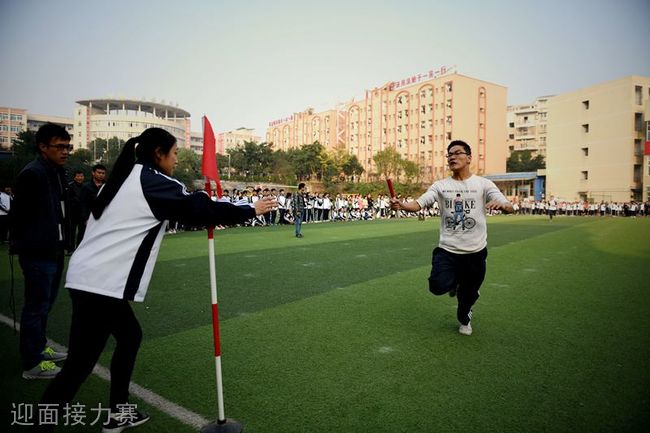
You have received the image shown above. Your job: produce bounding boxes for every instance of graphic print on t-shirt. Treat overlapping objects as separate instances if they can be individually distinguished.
[443,191,477,231]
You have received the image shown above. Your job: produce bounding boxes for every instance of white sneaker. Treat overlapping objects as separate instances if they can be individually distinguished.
[42,346,67,362]
[22,360,61,379]
[458,323,473,336]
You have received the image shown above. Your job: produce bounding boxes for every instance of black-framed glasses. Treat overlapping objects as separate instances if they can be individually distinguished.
[446,151,468,158]
[48,144,74,151]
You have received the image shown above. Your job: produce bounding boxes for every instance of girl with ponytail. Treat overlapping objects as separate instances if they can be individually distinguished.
[41,127,276,431]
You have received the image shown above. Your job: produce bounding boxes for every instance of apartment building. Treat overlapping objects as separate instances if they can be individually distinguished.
[0,107,27,150]
[266,69,508,182]
[546,76,650,202]
[217,127,261,154]
[642,99,650,202]
[267,108,342,152]
[27,113,74,141]
[73,98,191,150]
[506,96,551,157]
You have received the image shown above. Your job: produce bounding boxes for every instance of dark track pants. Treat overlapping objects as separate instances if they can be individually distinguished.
[42,289,142,411]
[428,247,488,325]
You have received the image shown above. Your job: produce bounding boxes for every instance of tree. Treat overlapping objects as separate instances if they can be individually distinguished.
[341,154,364,182]
[227,141,275,180]
[373,147,403,179]
[287,142,325,181]
[175,148,201,187]
[66,149,93,178]
[0,130,38,188]
[506,150,545,172]
[270,151,296,184]
[401,159,420,184]
[87,136,125,171]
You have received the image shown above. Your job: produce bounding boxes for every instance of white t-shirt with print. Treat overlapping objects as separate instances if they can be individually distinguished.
[416,175,509,254]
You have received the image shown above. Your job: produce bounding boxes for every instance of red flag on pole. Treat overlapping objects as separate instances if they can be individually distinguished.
[202,116,223,198]
[200,116,243,431]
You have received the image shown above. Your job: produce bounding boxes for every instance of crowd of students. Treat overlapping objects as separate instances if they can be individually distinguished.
[171,188,648,232]
[513,199,649,217]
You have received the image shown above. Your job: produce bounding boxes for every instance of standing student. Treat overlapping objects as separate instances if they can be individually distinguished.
[68,170,85,248]
[39,128,276,432]
[10,123,71,379]
[277,189,287,224]
[292,183,306,238]
[79,163,106,230]
[548,196,557,220]
[390,140,513,336]
[0,186,11,243]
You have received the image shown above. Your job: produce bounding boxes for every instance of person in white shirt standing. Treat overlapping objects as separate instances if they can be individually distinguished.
[391,140,513,336]
[40,128,276,432]
[0,186,11,244]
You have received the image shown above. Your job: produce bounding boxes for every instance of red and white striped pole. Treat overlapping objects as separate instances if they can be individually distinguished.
[201,119,242,433]
[206,179,226,421]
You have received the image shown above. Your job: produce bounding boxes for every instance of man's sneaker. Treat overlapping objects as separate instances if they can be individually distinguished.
[458,323,473,336]
[42,346,67,362]
[22,360,61,379]
[102,410,150,433]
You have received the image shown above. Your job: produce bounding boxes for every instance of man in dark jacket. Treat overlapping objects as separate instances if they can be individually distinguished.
[68,170,85,249]
[10,123,71,379]
[80,163,106,225]
[292,182,307,238]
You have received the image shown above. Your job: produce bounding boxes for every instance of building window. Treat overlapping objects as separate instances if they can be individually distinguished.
[581,171,588,180]
[634,113,643,132]
[582,147,589,156]
[634,164,642,182]
[582,100,590,110]
[635,86,642,105]
[582,124,589,133]
[509,122,514,128]
[508,134,515,139]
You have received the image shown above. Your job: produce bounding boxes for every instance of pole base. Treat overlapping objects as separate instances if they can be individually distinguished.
[200,419,243,433]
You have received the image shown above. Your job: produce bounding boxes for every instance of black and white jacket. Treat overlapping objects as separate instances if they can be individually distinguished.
[66,163,255,302]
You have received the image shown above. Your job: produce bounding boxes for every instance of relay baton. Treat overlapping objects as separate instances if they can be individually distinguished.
[386,178,396,198]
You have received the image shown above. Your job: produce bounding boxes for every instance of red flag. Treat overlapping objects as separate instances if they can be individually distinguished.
[202,116,222,197]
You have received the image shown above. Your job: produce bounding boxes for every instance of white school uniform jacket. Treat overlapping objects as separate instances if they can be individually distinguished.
[66,163,255,302]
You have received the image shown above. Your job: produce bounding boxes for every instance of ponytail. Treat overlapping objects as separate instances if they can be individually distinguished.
[91,127,176,219]
[91,137,138,219]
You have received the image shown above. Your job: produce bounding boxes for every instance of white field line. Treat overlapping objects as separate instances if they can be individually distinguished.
[0,313,211,429]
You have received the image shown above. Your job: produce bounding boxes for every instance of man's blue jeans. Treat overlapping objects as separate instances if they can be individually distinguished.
[19,254,64,370]
[295,212,303,236]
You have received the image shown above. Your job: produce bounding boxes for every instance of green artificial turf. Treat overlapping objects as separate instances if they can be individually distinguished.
[2,216,649,432]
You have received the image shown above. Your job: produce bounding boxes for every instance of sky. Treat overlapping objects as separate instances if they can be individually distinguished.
[1,0,649,136]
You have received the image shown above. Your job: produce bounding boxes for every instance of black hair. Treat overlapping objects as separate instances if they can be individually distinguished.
[447,140,471,155]
[92,164,107,172]
[91,127,176,219]
[298,182,305,190]
[35,123,71,147]
[74,170,84,176]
